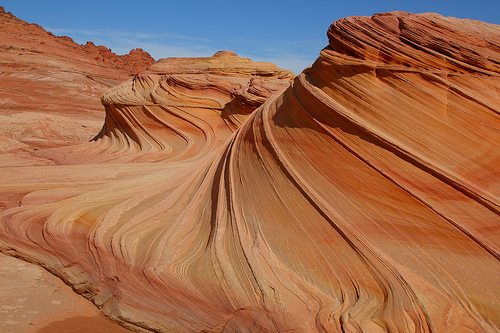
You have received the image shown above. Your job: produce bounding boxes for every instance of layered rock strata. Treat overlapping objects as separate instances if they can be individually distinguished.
[27,50,294,164]
[1,11,499,333]
[0,6,155,154]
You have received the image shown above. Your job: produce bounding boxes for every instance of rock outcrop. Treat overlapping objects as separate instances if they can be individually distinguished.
[0,6,155,154]
[1,11,499,333]
[26,51,294,164]
[89,51,294,162]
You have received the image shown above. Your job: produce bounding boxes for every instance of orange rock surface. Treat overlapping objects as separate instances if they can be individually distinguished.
[0,6,154,154]
[1,11,500,333]
[22,50,294,165]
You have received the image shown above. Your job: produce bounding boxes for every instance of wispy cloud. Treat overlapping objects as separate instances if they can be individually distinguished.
[127,42,217,59]
[45,27,212,44]
[45,27,217,58]
[251,54,318,75]
[44,27,326,74]
[236,38,327,74]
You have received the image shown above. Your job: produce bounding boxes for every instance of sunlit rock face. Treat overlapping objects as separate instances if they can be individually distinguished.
[84,51,295,163]
[25,51,294,165]
[0,6,155,156]
[1,11,499,333]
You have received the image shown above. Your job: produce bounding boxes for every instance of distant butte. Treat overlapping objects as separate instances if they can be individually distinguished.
[1,9,500,333]
[147,50,294,77]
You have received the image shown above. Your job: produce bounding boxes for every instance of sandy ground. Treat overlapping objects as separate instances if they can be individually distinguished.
[0,253,133,333]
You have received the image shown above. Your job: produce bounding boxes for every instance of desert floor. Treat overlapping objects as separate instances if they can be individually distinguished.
[0,253,133,333]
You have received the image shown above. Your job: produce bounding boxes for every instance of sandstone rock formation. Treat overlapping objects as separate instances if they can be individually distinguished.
[0,6,155,155]
[1,11,499,333]
[25,50,294,164]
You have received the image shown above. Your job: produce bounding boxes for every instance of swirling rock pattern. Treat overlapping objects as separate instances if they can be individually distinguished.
[1,11,499,333]
[26,51,294,165]
[86,51,294,163]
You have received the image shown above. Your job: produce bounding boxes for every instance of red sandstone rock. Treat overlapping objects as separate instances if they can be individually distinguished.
[1,10,499,333]
[30,51,294,164]
[0,7,155,154]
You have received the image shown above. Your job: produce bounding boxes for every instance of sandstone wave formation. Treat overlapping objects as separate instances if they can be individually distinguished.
[1,11,500,333]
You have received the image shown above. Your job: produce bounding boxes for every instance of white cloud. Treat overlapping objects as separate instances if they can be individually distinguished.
[131,42,217,59]
[45,27,217,58]
[44,27,325,74]
[226,36,326,74]
[270,57,316,74]
[45,27,212,44]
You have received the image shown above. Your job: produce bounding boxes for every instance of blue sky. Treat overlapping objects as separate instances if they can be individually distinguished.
[2,0,499,74]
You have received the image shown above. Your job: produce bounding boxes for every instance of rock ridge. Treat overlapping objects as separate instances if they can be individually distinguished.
[0,7,155,153]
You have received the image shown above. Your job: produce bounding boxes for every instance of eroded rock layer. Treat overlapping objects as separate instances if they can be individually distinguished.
[1,11,499,333]
[25,51,294,165]
[86,51,294,163]
[0,6,155,155]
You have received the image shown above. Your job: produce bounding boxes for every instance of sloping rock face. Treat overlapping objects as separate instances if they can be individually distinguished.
[1,11,499,333]
[0,6,155,154]
[27,51,294,164]
[88,51,294,162]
